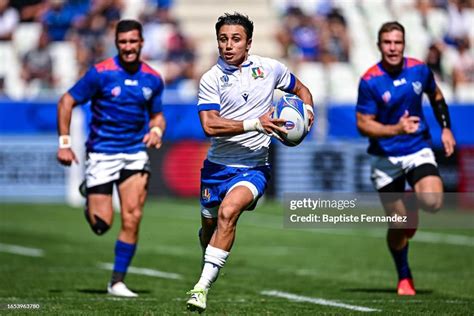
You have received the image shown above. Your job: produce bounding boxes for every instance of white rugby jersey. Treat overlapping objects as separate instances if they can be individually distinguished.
[198,55,296,167]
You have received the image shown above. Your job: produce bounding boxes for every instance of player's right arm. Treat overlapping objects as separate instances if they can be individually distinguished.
[199,109,286,137]
[356,79,419,138]
[57,92,79,166]
[356,111,420,138]
[56,67,100,166]
[197,71,286,137]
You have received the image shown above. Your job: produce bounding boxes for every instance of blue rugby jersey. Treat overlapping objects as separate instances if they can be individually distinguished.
[69,56,164,154]
[356,58,437,156]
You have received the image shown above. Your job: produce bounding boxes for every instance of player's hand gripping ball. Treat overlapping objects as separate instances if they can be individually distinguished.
[273,94,310,146]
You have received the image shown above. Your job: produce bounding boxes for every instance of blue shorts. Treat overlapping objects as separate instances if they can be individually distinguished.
[200,159,271,218]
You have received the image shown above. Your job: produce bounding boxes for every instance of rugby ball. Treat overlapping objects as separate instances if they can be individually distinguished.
[273,94,310,146]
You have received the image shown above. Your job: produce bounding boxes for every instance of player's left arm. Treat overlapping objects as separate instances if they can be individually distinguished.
[291,77,315,129]
[428,85,456,157]
[143,76,166,149]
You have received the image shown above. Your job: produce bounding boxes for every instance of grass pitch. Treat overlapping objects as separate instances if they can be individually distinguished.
[0,199,473,315]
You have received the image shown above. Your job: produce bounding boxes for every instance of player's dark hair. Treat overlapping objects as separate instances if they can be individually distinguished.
[115,19,143,40]
[377,21,405,44]
[215,12,254,40]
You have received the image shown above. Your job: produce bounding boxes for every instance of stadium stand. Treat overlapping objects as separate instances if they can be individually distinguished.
[12,22,42,57]
[172,0,280,75]
[0,0,471,102]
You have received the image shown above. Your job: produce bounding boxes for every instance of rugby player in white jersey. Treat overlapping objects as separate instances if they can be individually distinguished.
[186,13,314,313]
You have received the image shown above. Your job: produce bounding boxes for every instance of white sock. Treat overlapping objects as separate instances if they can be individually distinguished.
[196,245,229,290]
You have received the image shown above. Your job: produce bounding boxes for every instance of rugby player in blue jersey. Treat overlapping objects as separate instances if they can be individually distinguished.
[185,13,314,312]
[56,20,165,297]
[356,22,456,295]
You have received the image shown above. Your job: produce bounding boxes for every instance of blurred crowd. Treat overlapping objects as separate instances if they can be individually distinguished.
[275,0,473,96]
[416,0,473,90]
[275,5,350,64]
[0,0,472,99]
[0,0,195,97]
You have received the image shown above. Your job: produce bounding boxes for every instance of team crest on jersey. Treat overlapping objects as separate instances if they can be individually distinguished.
[142,87,153,100]
[202,188,211,201]
[111,86,121,97]
[251,67,264,79]
[412,81,422,95]
[382,91,391,103]
[220,74,231,88]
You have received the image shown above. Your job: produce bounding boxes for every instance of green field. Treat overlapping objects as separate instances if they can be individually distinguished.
[1,199,473,315]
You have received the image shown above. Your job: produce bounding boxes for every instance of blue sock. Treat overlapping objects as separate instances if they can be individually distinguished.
[111,240,136,284]
[389,243,412,280]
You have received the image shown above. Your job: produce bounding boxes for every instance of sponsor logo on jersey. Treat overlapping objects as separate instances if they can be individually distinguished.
[111,86,121,97]
[382,91,391,103]
[242,92,249,101]
[393,78,407,87]
[220,74,231,88]
[412,81,422,95]
[251,66,264,79]
[124,79,138,86]
[142,87,153,100]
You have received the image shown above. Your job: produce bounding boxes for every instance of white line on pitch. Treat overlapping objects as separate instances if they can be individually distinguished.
[308,230,474,247]
[0,243,44,257]
[261,290,381,312]
[410,231,474,246]
[98,262,182,280]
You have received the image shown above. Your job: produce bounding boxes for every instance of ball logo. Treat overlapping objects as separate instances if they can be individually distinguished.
[286,99,299,108]
[285,121,295,130]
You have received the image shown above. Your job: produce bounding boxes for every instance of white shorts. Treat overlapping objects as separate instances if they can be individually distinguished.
[85,152,150,188]
[371,148,438,190]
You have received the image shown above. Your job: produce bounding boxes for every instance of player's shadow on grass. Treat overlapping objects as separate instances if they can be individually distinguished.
[76,289,152,295]
[342,288,433,295]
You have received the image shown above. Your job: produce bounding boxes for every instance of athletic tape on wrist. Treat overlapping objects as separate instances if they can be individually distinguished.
[150,126,163,137]
[59,135,71,149]
[305,104,314,116]
[243,118,265,133]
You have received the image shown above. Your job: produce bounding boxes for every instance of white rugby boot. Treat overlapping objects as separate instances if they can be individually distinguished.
[107,282,138,298]
[186,286,208,313]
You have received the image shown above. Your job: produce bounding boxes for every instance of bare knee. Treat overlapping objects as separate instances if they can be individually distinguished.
[218,204,241,233]
[122,208,143,233]
[418,194,443,213]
